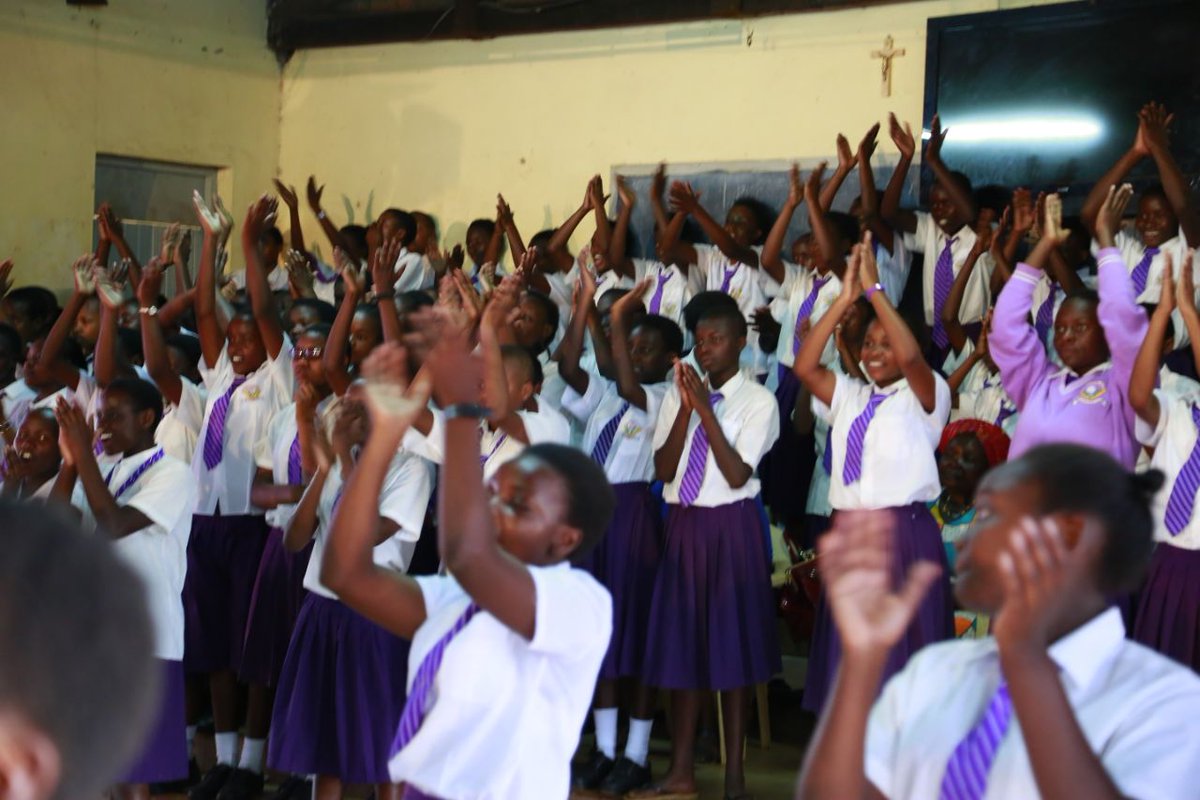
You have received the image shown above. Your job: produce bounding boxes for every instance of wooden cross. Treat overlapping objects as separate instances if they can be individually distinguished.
[871,35,906,98]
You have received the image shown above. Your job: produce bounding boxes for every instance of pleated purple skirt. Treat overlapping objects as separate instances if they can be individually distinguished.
[240,527,314,686]
[642,500,782,691]
[1133,543,1200,671]
[801,503,954,713]
[581,482,663,681]
[268,594,410,783]
[121,660,187,784]
[760,367,816,523]
[183,513,269,673]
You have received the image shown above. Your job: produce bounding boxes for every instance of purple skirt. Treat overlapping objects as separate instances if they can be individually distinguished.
[1133,543,1200,671]
[240,527,314,686]
[581,482,663,681]
[760,367,816,523]
[802,503,954,714]
[642,500,782,691]
[121,660,187,784]
[183,513,269,673]
[268,594,410,783]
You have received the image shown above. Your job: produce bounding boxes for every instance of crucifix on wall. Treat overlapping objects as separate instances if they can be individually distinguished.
[871,35,906,97]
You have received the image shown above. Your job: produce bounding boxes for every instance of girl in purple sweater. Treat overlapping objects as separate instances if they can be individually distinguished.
[990,186,1148,468]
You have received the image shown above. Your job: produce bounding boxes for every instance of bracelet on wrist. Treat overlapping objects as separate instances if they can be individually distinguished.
[864,282,884,301]
[444,403,492,420]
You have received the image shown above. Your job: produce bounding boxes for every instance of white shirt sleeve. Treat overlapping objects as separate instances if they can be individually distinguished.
[528,565,612,658]
[904,211,932,255]
[378,455,433,539]
[1135,389,1172,447]
[560,372,604,423]
[124,460,196,536]
[652,384,684,451]
[520,405,570,445]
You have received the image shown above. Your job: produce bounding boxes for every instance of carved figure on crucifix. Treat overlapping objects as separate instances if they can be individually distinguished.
[872,35,906,97]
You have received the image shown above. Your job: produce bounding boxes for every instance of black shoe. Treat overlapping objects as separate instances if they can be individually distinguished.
[216,767,264,800]
[572,751,615,790]
[267,776,311,800]
[598,757,652,795]
[189,764,234,800]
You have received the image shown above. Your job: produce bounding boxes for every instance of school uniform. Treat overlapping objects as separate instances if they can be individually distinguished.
[875,232,913,307]
[990,250,1146,468]
[943,341,1019,437]
[178,343,293,674]
[229,265,291,293]
[240,396,339,688]
[391,248,436,292]
[904,212,993,353]
[0,379,35,426]
[71,447,196,784]
[1133,390,1200,671]
[632,258,691,330]
[389,564,611,798]
[154,377,206,464]
[761,270,841,523]
[643,371,781,690]
[803,372,955,713]
[865,608,1200,799]
[562,374,667,681]
[1090,229,1191,305]
[269,450,433,783]
[695,244,771,378]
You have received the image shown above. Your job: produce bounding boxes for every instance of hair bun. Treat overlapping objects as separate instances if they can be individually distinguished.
[1132,469,1166,498]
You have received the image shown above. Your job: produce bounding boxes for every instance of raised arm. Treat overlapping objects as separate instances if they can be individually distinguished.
[547,178,597,271]
[608,279,653,410]
[818,133,859,212]
[806,163,848,279]
[55,401,153,538]
[1094,185,1150,383]
[241,195,286,359]
[557,268,595,396]
[193,192,227,369]
[1080,111,1147,236]
[860,235,937,411]
[654,365,693,483]
[1141,102,1200,245]
[588,176,617,275]
[136,261,184,406]
[794,250,862,407]
[795,510,935,800]
[610,176,638,279]
[942,223,992,355]
[305,176,356,259]
[924,114,977,225]
[880,113,918,235]
[670,181,759,268]
[761,165,802,284]
[40,256,94,391]
[857,124,895,255]
[274,179,308,256]
[1130,258,1172,429]
[653,166,698,267]
[97,204,143,289]
[496,194,527,270]
[323,250,371,398]
[92,260,132,390]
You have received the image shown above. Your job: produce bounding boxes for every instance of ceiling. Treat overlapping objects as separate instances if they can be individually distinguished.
[267,0,905,61]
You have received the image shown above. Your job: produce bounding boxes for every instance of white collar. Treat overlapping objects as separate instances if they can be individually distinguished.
[708,370,746,399]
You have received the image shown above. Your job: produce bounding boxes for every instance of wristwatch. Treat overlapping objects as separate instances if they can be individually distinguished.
[444,403,492,420]
[139,305,159,317]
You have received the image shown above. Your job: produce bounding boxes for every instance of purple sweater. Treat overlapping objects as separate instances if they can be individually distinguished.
[990,248,1147,467]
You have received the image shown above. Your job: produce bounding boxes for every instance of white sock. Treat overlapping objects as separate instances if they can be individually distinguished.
[624,717,654,767]
[238,737,265,773]
[215,731,239,766]
[594,707,618,759]
[186,725,198,757]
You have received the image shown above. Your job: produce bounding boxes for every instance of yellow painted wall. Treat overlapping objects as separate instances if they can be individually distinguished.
[279,0,1062,260]
[0,0,280,290]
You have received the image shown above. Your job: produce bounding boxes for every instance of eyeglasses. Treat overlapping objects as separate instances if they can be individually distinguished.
[291,345,324,360]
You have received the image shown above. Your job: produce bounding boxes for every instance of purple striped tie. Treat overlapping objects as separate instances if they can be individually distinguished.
[1163,404,1200,535]
[792,277,831,355]
[201,377,246,470]
[841,391,888,484]
[821,426,833,475]
[1130,247,1159,298]
[677,392,724,506]
[938,682,1013,800]
[1034,284,1057,342]
[287,434,303,485]
[391,602,481,756]
[648,272,673,315]
[932,238,957,350]
[719,265,739,294]
[590,401,630,466]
